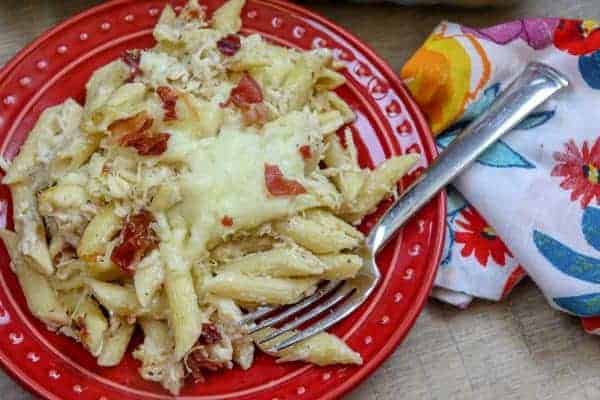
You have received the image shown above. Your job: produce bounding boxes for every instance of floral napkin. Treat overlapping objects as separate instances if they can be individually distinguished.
[400,19,600,328]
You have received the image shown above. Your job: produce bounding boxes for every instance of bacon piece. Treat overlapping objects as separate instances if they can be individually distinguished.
[185,324,226,382]
[264,163,307,196]
[221,216,234,227]
[111,209,159,274]
[223,73,263,108]
[156,86,178,121]
[199,323,222,345]
[108,112,170,156]
[121,51,142,82]
[299,145,312,160]
[217,34,241,56]
[187,348,223,380]
[120,132,170,156]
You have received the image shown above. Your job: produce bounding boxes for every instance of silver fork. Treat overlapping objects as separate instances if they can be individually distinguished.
[245,62,569,352]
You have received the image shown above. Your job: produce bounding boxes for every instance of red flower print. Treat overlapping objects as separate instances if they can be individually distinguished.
[454,207,512,267]
[554,19,600,55]
[551,138,600,208]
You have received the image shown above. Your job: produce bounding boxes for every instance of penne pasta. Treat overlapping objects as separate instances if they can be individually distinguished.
[343,154,419,221]
[11,184,54,275]
[134,318,185,395]
[273,209,363,254]
[98,317,136,367]
[1,229,69,327]
[87,279,141,317]
[62,291,108,357]
[164,267,206,359]
[210,235,276,262]
[254,327,362,366]
[320,253,363,280]
[219,247,325,277]
[204,271,318,305]
[324,132,367,205]
[134,250,165,308]
[77,207,122,263]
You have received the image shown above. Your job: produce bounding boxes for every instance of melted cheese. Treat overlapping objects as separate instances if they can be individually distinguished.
[174,110,322,259]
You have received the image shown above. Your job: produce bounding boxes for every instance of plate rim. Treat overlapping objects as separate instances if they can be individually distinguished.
[0,1,446,399]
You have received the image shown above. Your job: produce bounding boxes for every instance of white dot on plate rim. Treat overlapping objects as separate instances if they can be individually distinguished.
[36,60,48,70]
[26,352,39,362]
[73,385,83,393]
[101,22,111,31]
[394,292,403,303]
[364,336,373,344]
[297,386,306,395]
[57,45,68,54]
[311,37,327,49]
[247,10,258,18]
[271,17,282,28]
[19,77,32,86]
[124,14,134,22]
[409,244,422,256]
[79,32,88,41]
[148,8,159,16]
[48,369,60,379]
[8,332,23,344]
[381,315,390,324]
[323,372,331,380]
[98,397,108,400]
[4,96,16,105]
[292,26,305,38]
[417,219,427,233]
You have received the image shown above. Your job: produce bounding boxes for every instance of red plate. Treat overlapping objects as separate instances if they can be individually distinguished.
[0,1,445,399]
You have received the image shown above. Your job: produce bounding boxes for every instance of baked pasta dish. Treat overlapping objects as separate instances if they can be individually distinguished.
[0,0,417,394]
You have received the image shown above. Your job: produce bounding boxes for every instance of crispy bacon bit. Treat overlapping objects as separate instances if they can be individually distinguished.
[217,34,241,56]
[157,86,178,121]
[121,131,170,156]
[222,73,263,108]
[111,209,159,274]
[121,50,142,82]
[199,323,222,345]
[299,145,312,160]
[264,163,307,196]
[186,349,223,382]
[221,216,234,227]
[108,112,170,156]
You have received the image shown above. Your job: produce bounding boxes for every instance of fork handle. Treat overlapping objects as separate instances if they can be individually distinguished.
[366,62,569,254]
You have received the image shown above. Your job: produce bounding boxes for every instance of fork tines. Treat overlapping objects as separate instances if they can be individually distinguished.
[243,280,358,351]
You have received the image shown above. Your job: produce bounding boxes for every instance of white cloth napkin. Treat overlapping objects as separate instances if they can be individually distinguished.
[400,19,600,318]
